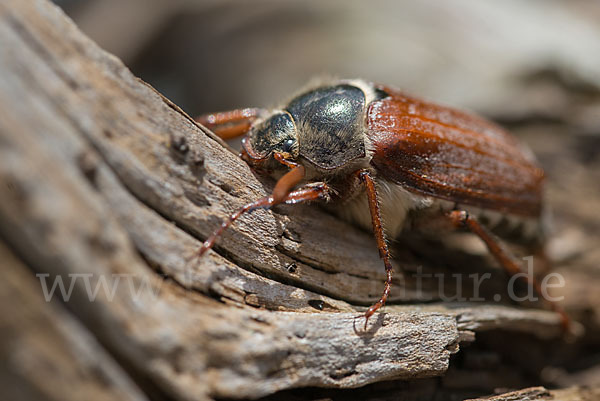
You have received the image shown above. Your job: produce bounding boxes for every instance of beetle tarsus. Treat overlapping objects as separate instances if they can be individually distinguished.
[363,307,375,330]
[358,169,394,329]
[446,209,572,334]
[198,196,273,258]
[198,180,330,258]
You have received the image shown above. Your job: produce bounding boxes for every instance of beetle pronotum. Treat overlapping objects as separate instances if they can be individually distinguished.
[196,79,568,330]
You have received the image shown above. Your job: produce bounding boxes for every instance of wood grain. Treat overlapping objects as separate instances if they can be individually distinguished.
[466,386,600,401]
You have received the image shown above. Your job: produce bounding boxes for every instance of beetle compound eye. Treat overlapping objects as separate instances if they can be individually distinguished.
[282,138,295,153]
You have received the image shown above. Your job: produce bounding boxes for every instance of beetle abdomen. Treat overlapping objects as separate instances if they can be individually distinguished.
[335,178,546,244]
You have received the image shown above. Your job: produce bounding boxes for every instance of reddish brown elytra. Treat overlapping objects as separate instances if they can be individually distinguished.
[196,79,568,331]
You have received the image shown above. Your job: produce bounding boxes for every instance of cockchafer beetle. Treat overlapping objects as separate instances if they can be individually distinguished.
[196,79,568,330]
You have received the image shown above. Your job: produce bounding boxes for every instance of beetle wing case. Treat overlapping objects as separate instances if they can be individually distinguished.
[366,86,545,218]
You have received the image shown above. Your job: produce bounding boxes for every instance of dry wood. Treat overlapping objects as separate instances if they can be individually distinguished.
[0,242,149,401]
[0,0,581,400]
[466,385,600,401]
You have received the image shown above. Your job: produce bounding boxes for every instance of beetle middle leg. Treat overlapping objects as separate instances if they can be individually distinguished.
[446,210,570,331]
[357,170,394,330]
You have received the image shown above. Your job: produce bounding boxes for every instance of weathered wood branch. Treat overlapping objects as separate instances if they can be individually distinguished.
[0,0,580,400]
[0,241,149,401]
[466,386,600,401]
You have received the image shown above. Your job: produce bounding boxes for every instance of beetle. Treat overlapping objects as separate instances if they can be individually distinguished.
[196,78,568,330]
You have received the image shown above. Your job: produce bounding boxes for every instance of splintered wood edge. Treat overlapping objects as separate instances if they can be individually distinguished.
[465,385,600,401]
[0,0,565,400]
[465,387,551,401]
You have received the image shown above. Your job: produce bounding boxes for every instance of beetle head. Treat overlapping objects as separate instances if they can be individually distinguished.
[242,111,299,168]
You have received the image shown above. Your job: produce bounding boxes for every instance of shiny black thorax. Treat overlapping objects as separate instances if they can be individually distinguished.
[285,84,367,170]
[247,83,370,173]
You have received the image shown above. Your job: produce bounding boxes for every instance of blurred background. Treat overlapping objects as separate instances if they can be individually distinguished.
[53,0,600,131]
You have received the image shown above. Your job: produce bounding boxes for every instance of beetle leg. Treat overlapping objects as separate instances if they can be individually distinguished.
[357,170,393,330]
[446,210,570,331]
[280,182,331,204]
[199,181,329,256]
[199,164,327,257]
[195,108,266,139]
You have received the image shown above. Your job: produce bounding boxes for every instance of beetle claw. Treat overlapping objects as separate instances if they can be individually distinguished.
[363,307,376,330]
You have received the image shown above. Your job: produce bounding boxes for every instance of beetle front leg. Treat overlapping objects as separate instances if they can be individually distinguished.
[198,180,331,257]
[195,108,266,139]
[446,210,570,332]
[357,170,394,330]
